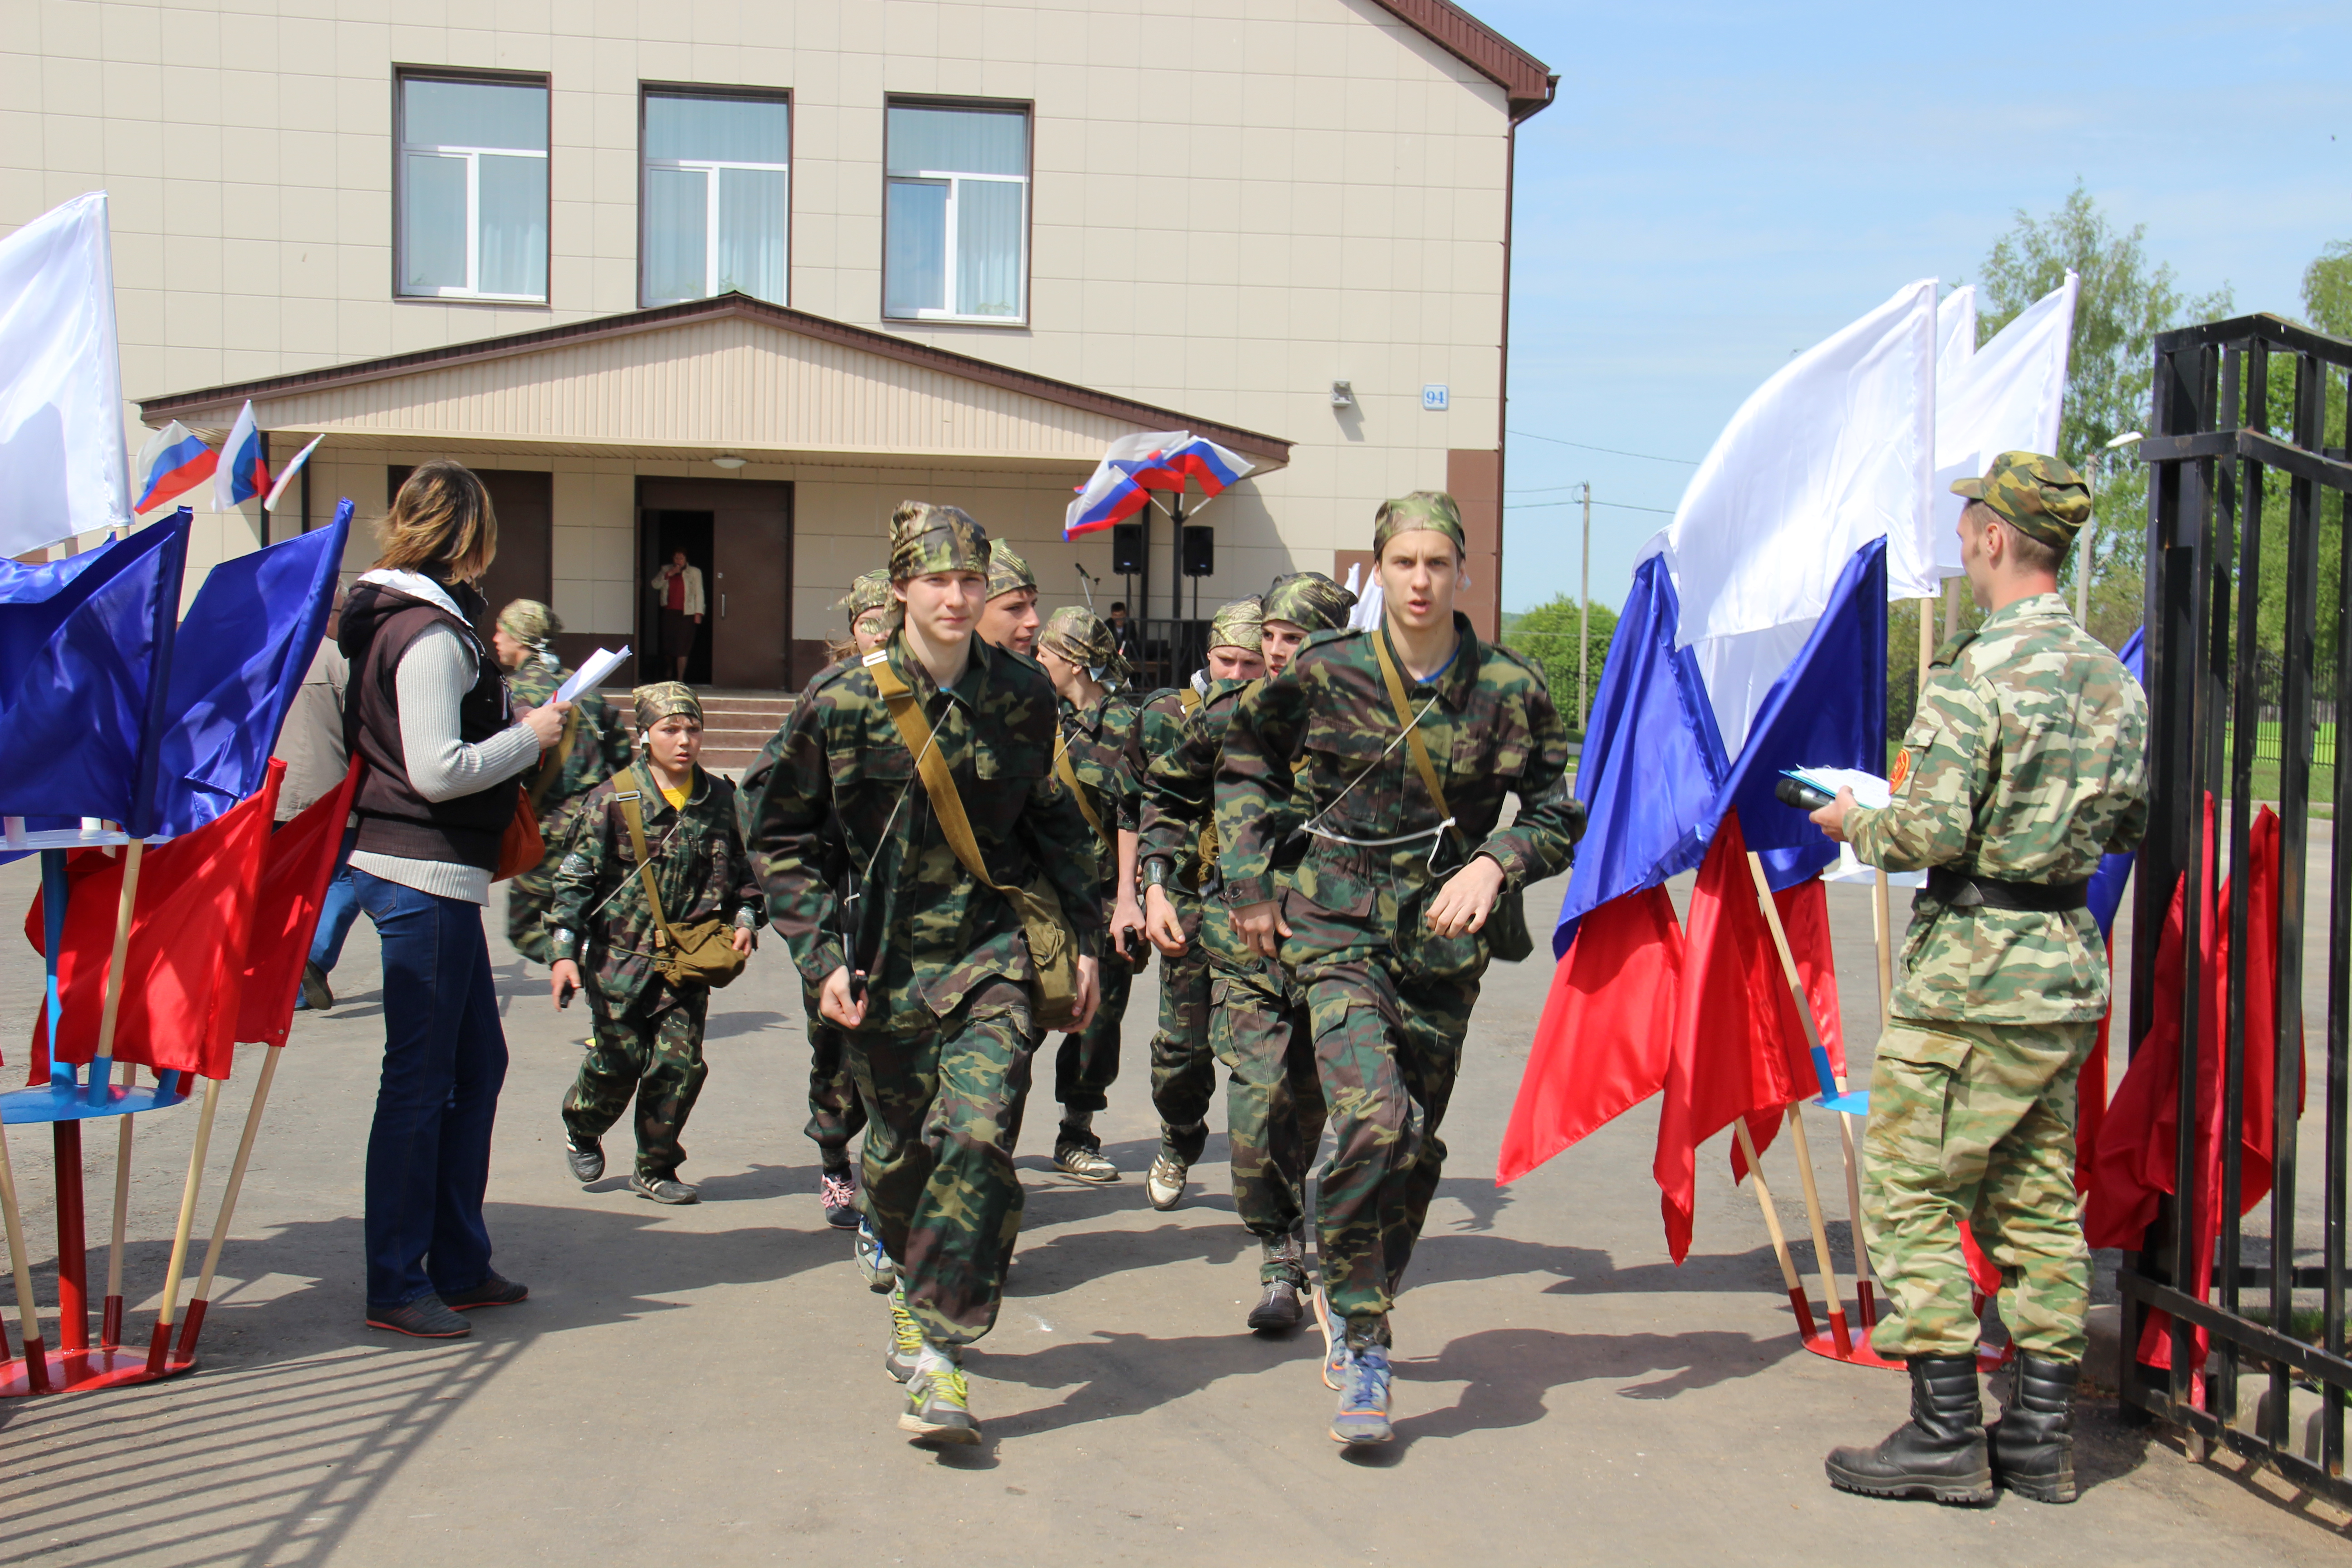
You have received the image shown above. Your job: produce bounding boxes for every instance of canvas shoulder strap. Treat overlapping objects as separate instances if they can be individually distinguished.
[527,707,581,813]
[1052,730,1107,840]
[1372,629,1469,857]
[864,649,1004,892]
[1179,688,1200,716]
[616,790,678,950]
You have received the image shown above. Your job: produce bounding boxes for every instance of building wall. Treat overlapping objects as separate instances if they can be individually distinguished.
[2,0,1515,629]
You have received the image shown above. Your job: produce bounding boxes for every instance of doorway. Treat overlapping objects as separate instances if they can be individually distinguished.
[636,478,793,689]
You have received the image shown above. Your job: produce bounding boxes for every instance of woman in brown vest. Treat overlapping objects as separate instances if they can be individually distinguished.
[337,461,569,1338]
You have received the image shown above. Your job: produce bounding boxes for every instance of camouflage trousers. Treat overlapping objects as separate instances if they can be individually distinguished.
[1049,948,1134,1136]
[1213,956,1325,1286]
[804,1008,867,1169]
[851,978,1036,1346]
[1863,1016,2096,1363]
[1148,891,1214,1162]
[505,860,559,964]
[561,982,711,1181]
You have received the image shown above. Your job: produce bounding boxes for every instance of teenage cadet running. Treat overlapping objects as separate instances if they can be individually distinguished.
[1219,494,1582,1445]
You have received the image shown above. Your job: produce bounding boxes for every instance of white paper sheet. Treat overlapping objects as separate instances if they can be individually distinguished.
[558,645,629,703]
[1788,764,1892,811]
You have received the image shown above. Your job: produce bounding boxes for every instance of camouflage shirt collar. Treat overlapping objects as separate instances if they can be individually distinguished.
[1061,686,1117,737]
[885,628,994,710]
[631,755,707,815]
[1380,612,1481,707]
[1979,592,2073,635]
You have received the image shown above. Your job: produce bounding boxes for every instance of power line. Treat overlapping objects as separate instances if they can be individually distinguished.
[1505,497,1676,515]
[1508,428,1700,466]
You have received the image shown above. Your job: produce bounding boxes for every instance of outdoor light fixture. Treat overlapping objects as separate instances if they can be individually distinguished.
[711,454,747,470]
[1330,381,1354,407]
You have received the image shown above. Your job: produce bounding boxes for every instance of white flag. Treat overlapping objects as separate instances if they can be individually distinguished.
[0,192,130,557]
[1932,272,2076,577]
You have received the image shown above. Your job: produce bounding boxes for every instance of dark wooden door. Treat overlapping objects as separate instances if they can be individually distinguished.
[386,465,552,643]
[637,478,792,689]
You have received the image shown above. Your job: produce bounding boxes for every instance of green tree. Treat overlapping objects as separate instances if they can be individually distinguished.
[2304,240,2352,337]
[1503,594,1617,735]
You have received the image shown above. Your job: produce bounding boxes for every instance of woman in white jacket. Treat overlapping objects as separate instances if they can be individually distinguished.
[649,550,706,681]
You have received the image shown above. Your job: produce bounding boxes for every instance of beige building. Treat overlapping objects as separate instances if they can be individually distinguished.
[5,0,1551,686]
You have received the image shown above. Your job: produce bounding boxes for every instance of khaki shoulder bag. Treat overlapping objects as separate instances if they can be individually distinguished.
[1051,733,1107,841]
[617,790,749,989]
[865,652,1083,1029]
[1371,632,1534,964]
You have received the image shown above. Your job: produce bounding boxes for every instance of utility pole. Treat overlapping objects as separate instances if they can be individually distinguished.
[1578,481,1592,729]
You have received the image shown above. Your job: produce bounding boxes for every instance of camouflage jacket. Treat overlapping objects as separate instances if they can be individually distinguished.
[1849,593,2149,1025]
[547,757,764,1008]
[752,633,1103,1021]
[1141,676,1299,975]
[1054,687,1141,902]
[1136,682,1213,893]
[1216,616,1582,963]
[507,660,634,831]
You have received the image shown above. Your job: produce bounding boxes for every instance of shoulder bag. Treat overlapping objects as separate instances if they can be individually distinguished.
[617,790,748,989]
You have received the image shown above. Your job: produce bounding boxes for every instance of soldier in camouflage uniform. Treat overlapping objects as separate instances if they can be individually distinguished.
[976,542,1041,657]
[1220,494,1581,1444]
[1142,576,1354,1334]
[492,600,633,962]
[754,502,1103,1446]
[548,683,763,1205]
[1134,597,1264,1214]
[1033,606,1147,1181]
[1815,452,2148,1506]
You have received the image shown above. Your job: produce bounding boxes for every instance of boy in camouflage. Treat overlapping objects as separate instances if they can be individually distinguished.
[492,599,633,962]
[1134,596,1264,1214]
[1141,575,1354,1334]
[548,683,763,1205]
[1219,495,1581,1444]
[976,543,1041,657]
[1813,452,2148,1506]
[1034,604,1147,1182]
[753,502,1103,1446]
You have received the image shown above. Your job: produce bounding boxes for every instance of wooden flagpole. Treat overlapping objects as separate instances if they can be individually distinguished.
[175,1047,283,1363]
[1730,1118,1817,1341]
[96,840,146,1348]
[145,1077,221,1375]
[1744,851,1852,1356]
[0,1122,50,1390]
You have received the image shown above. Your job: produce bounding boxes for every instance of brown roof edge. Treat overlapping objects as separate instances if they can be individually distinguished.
[136,294,1294,466]
[1369,0,1557,121]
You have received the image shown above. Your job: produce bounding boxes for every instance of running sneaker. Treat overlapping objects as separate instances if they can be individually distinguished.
[884,1283,924,1383]
[1247,1278,1303,1333]
[564,1134,604,1185]
[819,1166,860,1230]
[855,1217,897,1293]
[1330,1343,1394,1445]
[1143,1149,1187,1210]
[630,1172,699,1205]
[1054,1140,1121,1184]
[900,1352,982,1445]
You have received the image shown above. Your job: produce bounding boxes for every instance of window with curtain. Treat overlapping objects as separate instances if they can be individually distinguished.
[397,73,549,302]
[641,90,791,307]
[883,103,1029,324]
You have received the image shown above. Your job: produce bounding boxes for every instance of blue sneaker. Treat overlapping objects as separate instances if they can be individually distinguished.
[855,1217,896,1293]
[1330,1343,1393,1445]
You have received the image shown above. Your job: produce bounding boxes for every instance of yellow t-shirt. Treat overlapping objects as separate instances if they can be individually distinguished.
[660,784,688,810]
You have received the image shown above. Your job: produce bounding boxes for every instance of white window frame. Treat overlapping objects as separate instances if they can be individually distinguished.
[639,108,791,308]
[882,104,1031,327]
[396,74,549,304]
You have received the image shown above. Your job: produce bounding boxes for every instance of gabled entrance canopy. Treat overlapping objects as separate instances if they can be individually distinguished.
[136,293,1292,475]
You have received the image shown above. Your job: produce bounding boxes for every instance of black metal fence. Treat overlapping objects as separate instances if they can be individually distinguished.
[2126,314,2351,1498]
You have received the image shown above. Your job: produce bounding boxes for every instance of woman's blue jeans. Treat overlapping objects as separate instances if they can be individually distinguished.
[353,868,509,1310]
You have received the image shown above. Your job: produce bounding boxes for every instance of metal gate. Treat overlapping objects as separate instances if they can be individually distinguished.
[2125,312,2351,1496]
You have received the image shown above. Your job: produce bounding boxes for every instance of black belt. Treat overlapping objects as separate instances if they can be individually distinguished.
[1921,866,2089,913]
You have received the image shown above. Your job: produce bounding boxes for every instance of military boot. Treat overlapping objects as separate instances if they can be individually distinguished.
[1824,1355,1994,1504]
[1246,1228,1306,1333]
[1989,1354,2079,1503]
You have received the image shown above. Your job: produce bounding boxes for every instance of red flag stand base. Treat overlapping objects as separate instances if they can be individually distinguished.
[0,1345,195,1396]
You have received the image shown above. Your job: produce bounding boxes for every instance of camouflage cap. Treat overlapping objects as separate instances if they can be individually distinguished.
[1039,604,1116,668]
[631,681,703,730]
[1207,595,1264,652]
[1372,490,1467,558]
[888,500,992,582]
[986,543,1037,602]
[834,568,894,622]
[1263,571,1357,633]
[1951,451,2092,550]
[495,597,561,649]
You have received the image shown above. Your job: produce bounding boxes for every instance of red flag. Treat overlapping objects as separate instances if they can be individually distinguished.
[1654,810,1812,1263]
[235,758,361,1047]
[25,762,281,1083]
[1498,883,1681,1184]
[1773,875,1846,1082]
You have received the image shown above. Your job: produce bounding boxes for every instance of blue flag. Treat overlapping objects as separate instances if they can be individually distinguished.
[142,500,352,838]
[0,509,190,720]
[0,511,189,834]
[2084,624,2145,939]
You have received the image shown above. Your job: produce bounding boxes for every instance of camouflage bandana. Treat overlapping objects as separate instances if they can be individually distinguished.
[1207,595,1264,652]
[888,501,992,582]
[632,681,704,731]
[496,597,561,652]
[1951,451,2092,550]
[1263,571,1357,633]
[986,543,1037,602]
[1372,490,1468,558]
[835,568,893,622]
[1039,604,1115,669]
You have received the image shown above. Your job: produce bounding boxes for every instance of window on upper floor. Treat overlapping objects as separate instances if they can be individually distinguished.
[396,71,549,303]
[883,101,1029,325]
[641,88,791,309]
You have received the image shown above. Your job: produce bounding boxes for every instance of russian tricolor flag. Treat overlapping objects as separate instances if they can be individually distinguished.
[214,400,269,510]
[134,420,216,513]
[1064,431,1253,539]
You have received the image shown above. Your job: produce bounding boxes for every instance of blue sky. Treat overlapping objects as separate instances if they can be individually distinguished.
[1479,1,2351,614]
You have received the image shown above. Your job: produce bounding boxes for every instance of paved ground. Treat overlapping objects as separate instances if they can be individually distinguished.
[0,850,2347,1567]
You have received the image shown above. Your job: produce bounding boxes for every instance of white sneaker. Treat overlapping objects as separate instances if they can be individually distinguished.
[1144,1150,1187,1210]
